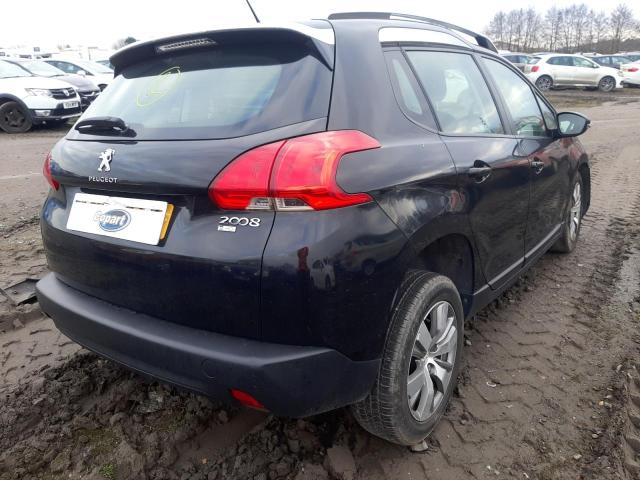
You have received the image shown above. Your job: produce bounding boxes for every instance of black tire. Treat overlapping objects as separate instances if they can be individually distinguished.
[0,101,32,133]
[552,175,583,253]
[598,76,615,92]
[535,75,553,91]
[351,271,464,446]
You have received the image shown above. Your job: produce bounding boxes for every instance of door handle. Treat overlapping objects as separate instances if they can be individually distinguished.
[468,166,492,182]
[531,160,544,174]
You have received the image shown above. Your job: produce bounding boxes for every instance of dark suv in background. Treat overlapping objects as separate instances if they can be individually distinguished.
[37,13,591,446]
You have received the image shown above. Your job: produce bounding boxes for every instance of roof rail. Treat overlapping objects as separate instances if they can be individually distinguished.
[327,12,497,53]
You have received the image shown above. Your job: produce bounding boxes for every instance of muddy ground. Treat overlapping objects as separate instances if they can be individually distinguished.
[1,89,640,480]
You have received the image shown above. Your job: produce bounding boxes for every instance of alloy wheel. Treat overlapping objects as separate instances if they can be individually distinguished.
[536,77,552,91]
[407,301,458,421]
[3,106,26,129]
[600,77,615,92]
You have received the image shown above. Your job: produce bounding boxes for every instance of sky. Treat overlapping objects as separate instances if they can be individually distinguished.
[1,0,638,50]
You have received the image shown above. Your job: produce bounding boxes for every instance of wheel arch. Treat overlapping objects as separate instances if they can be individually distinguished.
[0,94,33,120]
[578,161,591,215]
[406,232,479,316]
[0,94,31,112]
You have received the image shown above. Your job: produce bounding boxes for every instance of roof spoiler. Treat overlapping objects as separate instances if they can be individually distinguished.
[328,12,497,53]
[110,24,335,75]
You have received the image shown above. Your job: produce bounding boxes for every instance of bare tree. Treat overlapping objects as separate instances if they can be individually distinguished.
[591,11,609,52]
[609,3,638,52]
[545,7,562,52]
[484,3,637,53]
[112,37,138,50]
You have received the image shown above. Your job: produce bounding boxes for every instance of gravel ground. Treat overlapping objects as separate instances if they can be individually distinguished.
[1,90,639,480]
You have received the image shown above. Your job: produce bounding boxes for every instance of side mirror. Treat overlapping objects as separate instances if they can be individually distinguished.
[557,112,590,137]
[77,69,87,77]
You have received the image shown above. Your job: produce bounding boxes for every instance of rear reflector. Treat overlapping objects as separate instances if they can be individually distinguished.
[209,130,380,211]
[531,65,539,73]
[43,152,59,190]
[230,389,266,409]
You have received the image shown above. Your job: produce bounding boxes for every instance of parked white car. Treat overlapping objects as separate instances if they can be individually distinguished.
[43,58,113,91]
[524,54,624,92]
[0,59,81,133]
[621,60,640,87]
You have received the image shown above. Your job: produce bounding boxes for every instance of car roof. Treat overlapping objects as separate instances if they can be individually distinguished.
[111,13,500,74]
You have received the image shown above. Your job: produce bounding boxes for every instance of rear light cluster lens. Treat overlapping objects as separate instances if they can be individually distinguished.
[628,67,639,72]
[43,152,59,190]
[531,65,540,73]
[209,130,380,211]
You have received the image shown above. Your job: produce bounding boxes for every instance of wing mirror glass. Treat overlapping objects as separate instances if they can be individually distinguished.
[557,112,590,137]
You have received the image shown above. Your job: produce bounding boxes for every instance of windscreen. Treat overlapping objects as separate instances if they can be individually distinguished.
[78,43,333,140]
[0,60,31,78]
[21,60,65,77]
[79,60,113,73]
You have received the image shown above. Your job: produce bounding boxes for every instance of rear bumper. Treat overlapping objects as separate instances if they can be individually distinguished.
[36,273,379,417]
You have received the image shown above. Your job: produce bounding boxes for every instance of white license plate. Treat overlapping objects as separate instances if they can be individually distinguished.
[67,193,168,245]
[63,101,79,109]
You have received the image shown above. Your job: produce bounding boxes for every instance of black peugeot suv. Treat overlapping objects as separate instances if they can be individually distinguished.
[37,13,591,446]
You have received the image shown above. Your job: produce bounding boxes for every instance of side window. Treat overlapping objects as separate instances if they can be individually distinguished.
[547,57,560,66]
[536,95,557,130]
[384,51,436,130]
[482,58,547,137]
[406,51,504,135]
[59,62,79,74]
[573,57,595,68]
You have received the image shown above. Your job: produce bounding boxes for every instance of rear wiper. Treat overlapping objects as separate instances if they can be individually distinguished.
[74,116,136,136]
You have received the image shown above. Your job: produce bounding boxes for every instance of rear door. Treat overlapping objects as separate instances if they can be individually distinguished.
[42,28,335,339]
[405,49,529,289]
[547,56,574,84]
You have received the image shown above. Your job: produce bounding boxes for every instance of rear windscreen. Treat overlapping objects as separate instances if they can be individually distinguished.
[78,43,332,140]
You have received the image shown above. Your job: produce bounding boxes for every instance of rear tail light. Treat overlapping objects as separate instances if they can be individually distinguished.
[230,389,266,410]
[628,67,639,72]
[531,65,539,73]
[43,152,59,190]
[209,130,380,211]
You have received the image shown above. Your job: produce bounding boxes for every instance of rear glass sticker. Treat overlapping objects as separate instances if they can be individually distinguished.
[136,66,182,107]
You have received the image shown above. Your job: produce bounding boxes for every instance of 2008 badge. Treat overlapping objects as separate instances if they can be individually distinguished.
[218,216,260,232]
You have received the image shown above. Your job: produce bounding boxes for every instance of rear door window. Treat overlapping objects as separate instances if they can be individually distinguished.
[482,58,547,137]
[406,51,504,135]
[548,56,572,66]
[78,43,332,140]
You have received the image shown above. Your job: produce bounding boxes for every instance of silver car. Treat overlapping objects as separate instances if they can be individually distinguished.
[524,54,623,92]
